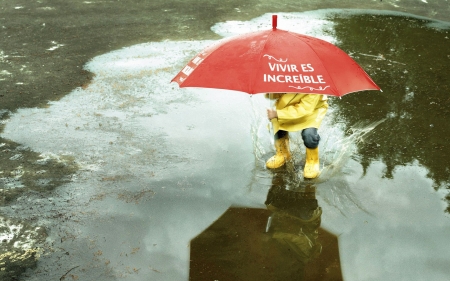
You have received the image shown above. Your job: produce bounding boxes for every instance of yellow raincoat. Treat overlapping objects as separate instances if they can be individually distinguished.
[268,93,328,134]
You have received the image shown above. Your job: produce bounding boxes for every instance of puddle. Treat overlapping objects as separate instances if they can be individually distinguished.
[1,10,450,281]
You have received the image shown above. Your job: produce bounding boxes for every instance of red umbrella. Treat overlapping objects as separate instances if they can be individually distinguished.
[172,15,380,96]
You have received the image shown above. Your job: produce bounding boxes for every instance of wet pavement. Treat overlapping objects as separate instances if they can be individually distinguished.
[1,1,450,280]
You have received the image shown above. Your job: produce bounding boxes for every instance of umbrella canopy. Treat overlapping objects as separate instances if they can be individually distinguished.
[172,15,380,96]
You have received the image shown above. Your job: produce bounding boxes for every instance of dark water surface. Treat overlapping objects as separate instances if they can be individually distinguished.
[331,12,450,190]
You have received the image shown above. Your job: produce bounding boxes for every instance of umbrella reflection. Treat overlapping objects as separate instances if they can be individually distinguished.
[189,168,342,280]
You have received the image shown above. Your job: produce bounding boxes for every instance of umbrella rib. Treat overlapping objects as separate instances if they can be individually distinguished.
[308,46,339,96]
[290,32,340,96]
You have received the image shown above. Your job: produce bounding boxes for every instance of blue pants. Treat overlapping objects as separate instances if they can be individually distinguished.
[275,128,320,149]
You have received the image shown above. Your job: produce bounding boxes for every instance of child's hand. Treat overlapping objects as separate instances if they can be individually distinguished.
[267,109,278,120]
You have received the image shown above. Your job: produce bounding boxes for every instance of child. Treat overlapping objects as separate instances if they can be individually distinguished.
[266,93,328,178]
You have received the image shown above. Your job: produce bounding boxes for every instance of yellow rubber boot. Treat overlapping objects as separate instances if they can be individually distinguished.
[304,147,320,179]
[266,136,292,169]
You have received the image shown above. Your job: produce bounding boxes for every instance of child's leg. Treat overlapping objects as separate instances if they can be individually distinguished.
[266,130,291,169]
[275,130,288,140]
[301,128,320,148]
[301,128,320,178]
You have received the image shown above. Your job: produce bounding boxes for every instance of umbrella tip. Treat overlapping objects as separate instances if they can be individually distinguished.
[272,15,277,30]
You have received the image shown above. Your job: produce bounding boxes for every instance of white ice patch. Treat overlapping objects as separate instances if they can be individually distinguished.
[38,7,56,11]
[47,41,65,51]
[1,40,219,180]
[84,41,204,75]
[0,50,8,62]
[0,219,22,243]
[1,70,12,76]
[0,70,12,81]
[0,216,44,252]
[211,12,337,44]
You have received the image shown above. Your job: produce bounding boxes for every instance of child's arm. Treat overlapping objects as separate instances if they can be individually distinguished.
[276,94,322,121]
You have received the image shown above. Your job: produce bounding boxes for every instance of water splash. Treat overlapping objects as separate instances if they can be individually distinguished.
[319,117,386,181]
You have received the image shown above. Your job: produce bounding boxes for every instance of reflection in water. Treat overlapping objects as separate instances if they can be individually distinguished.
[329,13,450,210]
[189,167,342,280]
[265,168,342,280]
[265,172,323,263]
